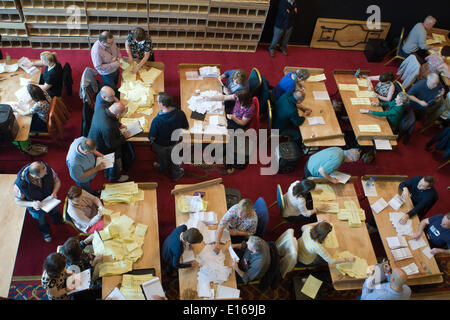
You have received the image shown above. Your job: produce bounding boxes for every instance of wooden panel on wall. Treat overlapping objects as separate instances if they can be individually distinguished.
[310,18,391,51]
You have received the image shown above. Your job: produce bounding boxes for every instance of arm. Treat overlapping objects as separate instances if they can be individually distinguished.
[297,103,312,116]
[91,49,120,74]
[77,163,105,181]
[228,115,251,126]
[412,218,429,239]
[125,40,133,63]
[132,51,151,74]
[376,84,395,102]
[408,94,428,107]
[51,173,61,198]
[205,94,234,102]
[318,167,339,184]
[214,225,226,253]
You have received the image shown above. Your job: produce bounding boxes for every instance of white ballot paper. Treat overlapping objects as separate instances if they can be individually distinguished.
[329,171,351,184]
[96,152,114,169]
[199,66,220,78]
[67,269,91,294]
[228,245,240,262]
[209,115,227,127]
[5,63,18,73]
[374,139,392,150]
[15,86,33,105]
[106,287,126,300]
[18,57,39,75]
[19,77,32,86]
[122,120,143,138]
[386,236,408,249]
[41,195,61,213]
[422,247,434,259]
[141,277,165,300]
[401,263,419,276]
[408,237,427,251]
[307,116,325,126]
[182,248,195,263]
[371,197,388,214]
[388,194,404,211]
[216,285,240,299]
[312,91,330,100]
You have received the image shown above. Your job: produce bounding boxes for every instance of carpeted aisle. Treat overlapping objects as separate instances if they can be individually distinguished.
[1,45,449,298]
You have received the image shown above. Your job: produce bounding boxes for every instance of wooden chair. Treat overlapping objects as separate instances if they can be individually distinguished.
[48,96,70,142]
[384,28,406,66]
[62,197,90,237]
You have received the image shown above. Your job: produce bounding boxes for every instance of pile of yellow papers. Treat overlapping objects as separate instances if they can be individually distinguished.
[335,251,368,278]
[120,274,156,300]
[316,202,339,213]
[338,84,359,91]
[323,222,339,249]
[350,97,371,105]
[311,184,336,201]
[301,275,323,299]
[336,201,366,227]
[359,124,381,133]
[139,67,162,85]
[99,260,133,277]
[356,91,375,98]
[119,80,155,109]
[306,73,326,82]
[356,78,368,87]
[101,181,144,205]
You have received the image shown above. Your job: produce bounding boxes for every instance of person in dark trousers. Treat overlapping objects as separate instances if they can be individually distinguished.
[88,101,130,182]
[162,225,203,275]
[148,92,189,181]
[268,0,298,57]
[14,161,63,242]
[398,176,439,224]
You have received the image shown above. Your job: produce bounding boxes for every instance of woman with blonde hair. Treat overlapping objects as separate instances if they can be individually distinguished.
[214,198,258,254]
[26,51,63,98]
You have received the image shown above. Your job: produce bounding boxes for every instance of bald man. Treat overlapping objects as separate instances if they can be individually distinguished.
[66,137,106,194]
[407,73,443,120]
[94,85,118,113]
[88,102,130,182]
[361,267,411,300]
[14,161,63,242]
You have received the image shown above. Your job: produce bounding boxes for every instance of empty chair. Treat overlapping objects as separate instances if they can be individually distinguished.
[248,67,262,96]
[48,96,71,142]
[385,28,406,66]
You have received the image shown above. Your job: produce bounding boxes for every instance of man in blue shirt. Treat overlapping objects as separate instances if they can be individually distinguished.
[361,268,411,300]
[148,92,189,181]
[268,0,298,57]
[412,213,450,256]
[273,89,311,142]
[399,176,438,223]
[305,147,360,183]
[407,73,443,120]
[66,137,106,195]
[272,68,310,101]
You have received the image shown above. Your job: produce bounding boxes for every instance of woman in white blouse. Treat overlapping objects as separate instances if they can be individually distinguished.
[67,186,104,233]
[282,179,328,223]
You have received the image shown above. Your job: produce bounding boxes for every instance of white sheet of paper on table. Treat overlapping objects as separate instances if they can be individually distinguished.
[306,74,326,82]
[374,139,392,150]
[14,86,33,104]
[312,91,330,100]
[123,120,143,138]
[356,91,375,98]
[388,194,404,211]
[307,116,325,126]
[422,247,434,259]
[190,121,204,134]
[96,152,114,169]
[329,171,351,184]
[401,263,419,276]
[356,78,369,87]
[386,236,408,249]
[209,115,226,127]
[351,97,371,105]
[216,285,240,299]
[371,197,388,214]
[182,248,195,263]
[19,77,32,86]
[228,245,240,262]
[408,237,427,251]
[41,195,61,213]
[106,287,126,300]
[199,66,220,78]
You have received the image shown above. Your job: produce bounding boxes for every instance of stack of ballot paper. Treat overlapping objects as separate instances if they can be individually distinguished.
[386,236,408,249]
[204,124,228,135]
[408,237,427,251]
[216,285,240,299]
[186,71,203,80]
[191,211,218,225]
[356,91,375,98]
[359,124,381,133]
[307,116,325,126]
[66,269,91,294]
[138,67,161,85]
[374,139,392,150]
[312,91,330,100]
[15,85,33,105]
[329,171,351,184]
[391,247,413,261]
[96,152,114,169]
[199,66,220,77]
[209,115,227,127]
[310,184,336,201]
[100,181,144,204]
[177,195,207,213]
[388,194,404,211]
[306,74,326,82]
[228,245,240,262]
[18,57,39,75]
[40,195,61,213]
[187,90,223,115]
[141,277,165,300]
[389,212,413,236]
[335,251,368,278]
[351,97,371,105]
[370,197,388,214]
[356,78,369,87]
[316,202,339,213]
[120,274,156,300]
[338,84,359,91]
[401,263,419,276]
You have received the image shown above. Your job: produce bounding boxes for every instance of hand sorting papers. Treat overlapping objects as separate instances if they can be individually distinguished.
[388,194,404,211]
[389,212,413,236]
[329,171,351,184]
[40,195,61,213]
[96,152,114,169]
[121,120,143,138]
[187,90,224,115]
[408,237,427,251]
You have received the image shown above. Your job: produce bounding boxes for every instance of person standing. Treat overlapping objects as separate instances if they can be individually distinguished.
[14,161,63,242]
[268,0,298,57]
[91,31,122,98]
[125,27,154,74]
[94,86,118,113]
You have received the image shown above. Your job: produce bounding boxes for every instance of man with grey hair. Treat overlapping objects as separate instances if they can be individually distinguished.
[231,236,271,284]
[94,85,118,113]
[272,68,310,101]
[305,147,360,183]
[400,16,439,61]
[361,267,411,300]
[66,137,106,195]
[407,72,443,120]
[88,101,130,182]
[273,89,312,142]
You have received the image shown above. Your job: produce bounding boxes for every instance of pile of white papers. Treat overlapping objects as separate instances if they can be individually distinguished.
[66,269,91,294]
[388,194,404,211]
[14,86,33,105]
[216,285,240,299]
[191,211,218,225]
[20,77,32,86]
[209,115,226,127]
[186,71,203,81]
[199,66,220,78]
[391,247,413,261]
[374,139,392,150]
[422,247,434,259]
[141,277,165,300]
[204,124,228,135]
[329,171,351,184]
[96,152,114,169]
[408,237,427,251]
[401,263,419,276]
[0,63,19,73]
[187,90,224,115]
[386,236,408,249]
[371,197,388,214]
[307,116,325,126]
[312,91,329,100]
[190,121,204,134]
[18,57,39,75]
[41,195,61,213]
[389,212,413,236]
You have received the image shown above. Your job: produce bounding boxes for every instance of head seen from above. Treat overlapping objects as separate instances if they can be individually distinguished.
[27,84,47,102]
[67,185,83,201]
[423,15,437,30]
[79,138,97,155]
[395,92,409,106]
[344,148,361,163]
[40,51,58,67]
[310,221,332,244]
[418,176,434,190]
[247,236,263,253]
[426,73,440,89]
[236,89,252,107]
[293,88,305,103]
[295,68,310,85]
[43,252,66,278]
[182,227,203,246]
[237,198,254,220]
[292,179,316,198]
[132,27,147,42]
[29,161,47,179]
[157,92,175,110]
[442,213,450,229]
[379,72,394,83]
[100,86,116,102]
[99,31,114,46]
[231,69,247,85]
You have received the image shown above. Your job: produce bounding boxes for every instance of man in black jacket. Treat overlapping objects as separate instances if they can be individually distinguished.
[88,101,130,182]
[269,0,298,57]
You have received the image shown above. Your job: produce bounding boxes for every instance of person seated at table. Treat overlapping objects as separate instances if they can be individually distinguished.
[91,31,122,98]
[272,68,310,101]
[282,179,328,223]
[26,51,63,98]
[419,46,450,80]
[231,236,271,284]
[88,101,130,183]
[11,84,51,132]
[361,267,411,300]
[426,126,450,158]
[272,89,311,142]
[94,85,118,113]
[407,73,444,120]
[304,147,360,183]
[298,221,355,266]
[66,137,106,195]
[148,92,189,181]
[361,91,409,133]
[214,199,258,254]
[162,225,202,275]
[14,161,63,243]
[367,72,398,102]
[220,69,249,95]
[398,176,438,224]
[399,16,439,61]
[41,253,74,300]
[61,237,103,283]
[125,27,154,74]
[412,212,450,256]
[67,186,104,234]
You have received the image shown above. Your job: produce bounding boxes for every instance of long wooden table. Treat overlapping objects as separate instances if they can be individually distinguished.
[101,182,161,298]
[179,63,228,144]
[428,27,450,86]
[120,61,165,142]
[362,175,443,286]
[283,66,345,147]
[0,174,27,298]
[333,69,398,147]
[311,177,377,290]
[0,59,41,142]
[172,178,237,299]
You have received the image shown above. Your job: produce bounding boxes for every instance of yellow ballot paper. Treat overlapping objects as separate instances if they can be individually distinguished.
[356,91,375,98]
[356,78,368,87]
[120,274,156,300]
[99,260,133,277]
[301,275,323,299]
[359,124,381,133]
[338,84,359,91]
[311,184,336,201]
[139,67,162,85]
[323,223,339,249]
[306,73,326,82]
[335,251,368,278]
[432,33,446,43]
[316,202,339,213]
[350,97,371,105]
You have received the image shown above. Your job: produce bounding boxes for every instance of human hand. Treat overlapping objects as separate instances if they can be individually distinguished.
[360,109,370,114]
[401,189,410,202]
[113,60,121,68]
[66,277,76,291]
[213,243,221,255]
[419,100,428,107]
[151,295,167,300]
[96,162,107,171]
[315,188,323,194]
[399,214,409,225]
[430,248,440,255]
[346,257,355,263]
[131,66,139,74]
[226,114,232,120]
[412,231,421,240]
[190,260,199,268]
[304,108,312,116]
[330,178,340,184]
[32,201,42,210]
[318,203,329,212]
[123,130,131,139]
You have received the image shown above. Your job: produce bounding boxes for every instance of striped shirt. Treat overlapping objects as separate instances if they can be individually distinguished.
[297,224,333,265]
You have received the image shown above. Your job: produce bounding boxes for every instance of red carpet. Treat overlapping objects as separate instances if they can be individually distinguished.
[0,45,448,278]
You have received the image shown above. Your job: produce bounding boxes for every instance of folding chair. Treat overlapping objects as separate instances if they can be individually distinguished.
[384,28,406,66]
[62,197,90,237]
